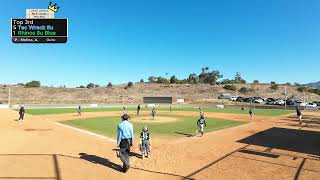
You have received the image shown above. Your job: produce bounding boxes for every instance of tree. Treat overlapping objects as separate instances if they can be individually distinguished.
[170,75,179,84]
[95,84,100,88]
[271,81,276,84]
[140,79,144,83]
[294,82,301,86]
[25,80,41,88]
[107,82,112,88]
[77,85,85,88]
[223,85,237,91]
[253,80,259,84]
[187,73,198,84]
[86,83,95,89]
[148,76,158,83]
[234,72,246,84]
[157,76,169,84]
[127,82,133,87]
[198,68,223,85]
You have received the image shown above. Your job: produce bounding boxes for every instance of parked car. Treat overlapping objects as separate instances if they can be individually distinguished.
[313,101,320,107]
[275,99,285,106]
[218,94,231,100]
[230,96,238,101]
[286,99,297,106]
[244,97,254,103]
[236,97,245,102]
[296,101,307,107]
[254,98,264,104]
[305,102,317,108]
[266,98,276,105]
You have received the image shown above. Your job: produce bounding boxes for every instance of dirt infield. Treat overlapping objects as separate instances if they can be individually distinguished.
[0,109,319,180]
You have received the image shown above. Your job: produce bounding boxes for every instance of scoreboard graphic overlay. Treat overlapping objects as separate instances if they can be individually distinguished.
[11,19,68,43]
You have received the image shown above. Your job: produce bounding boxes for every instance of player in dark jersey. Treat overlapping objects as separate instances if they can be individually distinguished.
[249,108,253,120]
[296,107,302,124]
[140,125,151,159]
[18,105,25,122]
[151,108,156,120]
[137,104,141,115]
[78,105,82,116]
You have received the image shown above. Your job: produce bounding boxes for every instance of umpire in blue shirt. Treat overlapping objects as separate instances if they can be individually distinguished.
[117,114,134,173]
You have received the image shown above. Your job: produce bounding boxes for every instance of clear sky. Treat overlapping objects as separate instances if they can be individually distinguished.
[1,0,319,87]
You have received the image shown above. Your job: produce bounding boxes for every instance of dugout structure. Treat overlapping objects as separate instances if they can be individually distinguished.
[143,97,173,104]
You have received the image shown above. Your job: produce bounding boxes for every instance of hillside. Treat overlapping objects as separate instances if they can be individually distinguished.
[307,81,320,88]
[0,83,319,105]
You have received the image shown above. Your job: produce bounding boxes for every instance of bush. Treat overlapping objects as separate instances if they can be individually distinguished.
[86,83,95,89]
[238,87,249,94]
[223,85,237,91]
[297,86,307,92]
[127,82,133,87]
[107,82,112,88]
[308,88,320,96]
[25,80,41,88]
[77,85,85,88]
[253,80,259,84]
[270,81,276,84]
[270,84,279,90]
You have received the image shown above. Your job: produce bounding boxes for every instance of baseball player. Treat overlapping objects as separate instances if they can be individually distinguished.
[296,107,303,124]
[137,104,141,115]
[196,113,206,136]
[18,105,25,122]
[78,105,82,116]
[151,108,156,120]
[122,106,127,115]
[249,108,253,120]
[140,125,151,159]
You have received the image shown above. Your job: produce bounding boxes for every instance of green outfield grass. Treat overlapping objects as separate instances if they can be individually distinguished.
[22,106,293,116]
[62,115,246,138]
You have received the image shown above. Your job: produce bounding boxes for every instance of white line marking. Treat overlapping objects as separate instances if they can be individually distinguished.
[52,122,116,143]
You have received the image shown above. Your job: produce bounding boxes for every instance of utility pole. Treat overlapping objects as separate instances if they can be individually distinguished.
[284,84,287,110]
[8,87,11,107]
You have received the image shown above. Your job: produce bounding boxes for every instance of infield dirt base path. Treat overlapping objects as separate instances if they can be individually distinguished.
[0,109,319,180]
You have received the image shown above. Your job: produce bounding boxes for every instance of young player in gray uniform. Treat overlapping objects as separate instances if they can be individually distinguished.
[140,125,151,159]
[196,114,206,136]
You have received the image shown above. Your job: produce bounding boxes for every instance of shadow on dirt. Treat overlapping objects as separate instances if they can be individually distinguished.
[238,127,320,156]
[174,132,194,137]
[112,149,142,159]
[79,153,123,172]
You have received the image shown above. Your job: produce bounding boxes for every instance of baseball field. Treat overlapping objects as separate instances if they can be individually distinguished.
[1,106,319,180]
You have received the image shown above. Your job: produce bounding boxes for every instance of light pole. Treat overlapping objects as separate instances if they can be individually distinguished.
[8,87,11,107]
[284,84,287,110]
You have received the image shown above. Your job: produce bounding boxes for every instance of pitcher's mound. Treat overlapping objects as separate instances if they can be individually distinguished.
[131,116,178,123]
